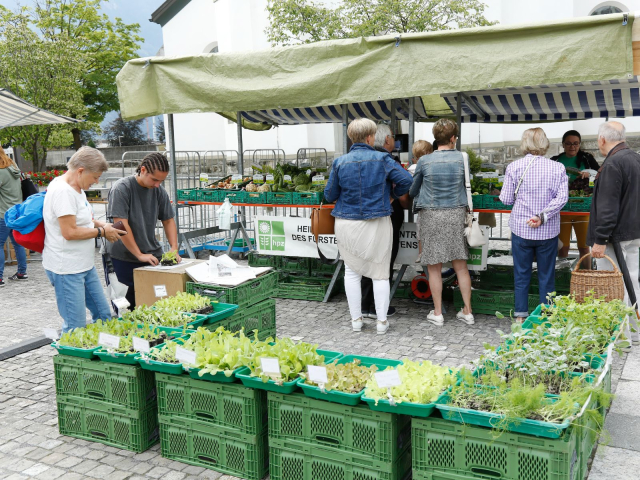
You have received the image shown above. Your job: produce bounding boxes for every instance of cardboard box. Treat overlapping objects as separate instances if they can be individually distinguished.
[134,259,206,307]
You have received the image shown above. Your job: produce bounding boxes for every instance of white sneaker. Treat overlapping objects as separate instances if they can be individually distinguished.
[377,320,389,335]
[427,311,444,326]
[456,310,475,325]
[352,317,363,332]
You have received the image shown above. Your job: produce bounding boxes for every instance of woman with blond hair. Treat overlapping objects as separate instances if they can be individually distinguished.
[408,140,433,176]
[0,146,27,287]
[410,119,474,327]
[500,128,568,323]
[324,118,413,335]
[43,147,125,332]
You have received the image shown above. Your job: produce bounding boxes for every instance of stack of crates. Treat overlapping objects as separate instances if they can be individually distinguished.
[155,372,269,479]
[267,392,413,480]
[53,355,159,452]
[187,271,279,339]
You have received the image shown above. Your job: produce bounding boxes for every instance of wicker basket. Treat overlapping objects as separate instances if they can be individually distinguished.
[570,254,624,302]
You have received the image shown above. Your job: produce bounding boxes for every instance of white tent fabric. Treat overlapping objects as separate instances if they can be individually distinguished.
[0,89,80,129]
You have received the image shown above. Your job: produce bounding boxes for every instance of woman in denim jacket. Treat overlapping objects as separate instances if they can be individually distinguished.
[410,119,474,327]
[324,118,413,335]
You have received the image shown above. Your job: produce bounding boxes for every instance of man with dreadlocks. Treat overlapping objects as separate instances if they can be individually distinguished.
[106,152,179,307]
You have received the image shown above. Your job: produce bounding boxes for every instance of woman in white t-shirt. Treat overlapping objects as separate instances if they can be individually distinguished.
[43,147,125,332]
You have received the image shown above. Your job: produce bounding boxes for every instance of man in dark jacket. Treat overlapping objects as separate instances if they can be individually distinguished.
[587,121,640,346]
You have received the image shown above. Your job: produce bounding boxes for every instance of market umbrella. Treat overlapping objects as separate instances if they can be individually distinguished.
[0,88,80,129]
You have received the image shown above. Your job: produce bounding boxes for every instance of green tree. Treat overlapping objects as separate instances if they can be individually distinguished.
[33,0,142,149]
[266,0,495,46]
[0,6,87,171]
[103,113,150,147]
[156,121,166,144]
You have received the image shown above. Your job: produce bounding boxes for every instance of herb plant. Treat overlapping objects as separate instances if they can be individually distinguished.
[300,358,378,394]
[57,318,137,349]
[161,250,178,266]
[246,337,325,384]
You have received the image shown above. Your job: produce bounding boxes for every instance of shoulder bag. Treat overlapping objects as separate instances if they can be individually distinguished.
[20,172,38,200]
[310,203,340,265]
[462,152,488,247]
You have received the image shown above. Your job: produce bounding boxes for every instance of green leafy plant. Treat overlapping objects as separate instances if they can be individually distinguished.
[364,360,457,405]
[188,327,258,377]
[246,337,325,384]
[160,250,178,266]
[300,358,378,393]
[57,318,136,348]
[153,292,213,315]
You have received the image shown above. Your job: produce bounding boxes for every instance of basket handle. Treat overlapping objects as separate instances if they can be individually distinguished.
[573,254,620,273]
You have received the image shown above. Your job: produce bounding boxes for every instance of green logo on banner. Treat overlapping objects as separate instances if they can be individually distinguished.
[258,220,285,251]
[467,247,482,265]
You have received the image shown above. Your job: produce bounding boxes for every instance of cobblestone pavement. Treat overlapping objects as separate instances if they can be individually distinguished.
[0,248,630,479]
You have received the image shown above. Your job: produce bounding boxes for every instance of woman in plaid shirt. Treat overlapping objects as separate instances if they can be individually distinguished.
[500,128,568,323]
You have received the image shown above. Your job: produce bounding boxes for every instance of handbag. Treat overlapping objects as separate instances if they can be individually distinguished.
[20,172,38,200]
[462,152,488,247]
[310,204,340,265]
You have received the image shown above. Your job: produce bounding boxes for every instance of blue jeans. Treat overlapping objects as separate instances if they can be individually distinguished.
[0,217,27,280]
[511,233,558,317]
[45,267,113,332]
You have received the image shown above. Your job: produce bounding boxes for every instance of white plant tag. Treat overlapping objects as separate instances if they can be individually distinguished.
[176,346,197,365]
[43,328,59,340]
[199,173,209,182]
[154,285,168,297]
[266,174,275,184]
[307,365,328,385]
[132,337,151,353]
[98,333,120,349]
[113,297,130,311]
[283,175,292,184]
[375,369,402,388]
[260,357,281,376]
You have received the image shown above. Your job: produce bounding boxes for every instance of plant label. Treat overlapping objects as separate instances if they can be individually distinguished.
[260,357,281,376]
[176,347,197,365]
[375,369,402,388]
[98,333,120,349]
[307,365,328,384]
[253,174,265,184]
[154,285,168,297]
[283,175,292,184]
[132,337,150,353]
[312,175,325,186]
[113,297,130,311]
[306,169,311,175]
[199,173,209,183]
[232,174,243,184]
[43,328,59,340]
[266,174,275,185]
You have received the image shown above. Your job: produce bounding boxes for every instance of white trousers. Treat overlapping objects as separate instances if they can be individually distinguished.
[596,239,640,340]
[344,264,390,322]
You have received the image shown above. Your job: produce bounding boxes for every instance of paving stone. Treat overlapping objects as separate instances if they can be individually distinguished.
[54,456,83,469]
[146,466,171,478]
[34,466,66,480]
[85,464,116,479]
[20,463,49,476]
[69,459,100,474]
[129,462,153,475]
[5,458,36,473]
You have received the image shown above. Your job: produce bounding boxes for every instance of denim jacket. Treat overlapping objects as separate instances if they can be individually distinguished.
[324,143,413,220]
[409,149,468,209]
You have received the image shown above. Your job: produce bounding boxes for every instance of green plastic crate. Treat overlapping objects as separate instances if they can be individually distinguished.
[563,197,592,212]
[155,372,267,435]
[159,414,269,480]
[277,274,336,301]
[52,344,100,359]
[247,252,279,268]
[225,237,255,248]
[186,271,278,309]
[267,192,293,205]
[412,416,581,480]
[293,191,323,205]
[223,190,246,203]
[53,355,156,410]
[57,396,158,453]
[279,256,312,274]
[393,282,414,299]
[471,194,485,209]
[269,437,412,480]
[453,287,540,316]
[308,258,344,276]
[483,195,512,211]
[268,391,410,463]
[196,189,221,203]
[244,191,268,204]
[205,298,276,341]
[178,189,198,201]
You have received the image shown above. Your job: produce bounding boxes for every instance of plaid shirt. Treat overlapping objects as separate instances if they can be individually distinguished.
[500,154,568,240]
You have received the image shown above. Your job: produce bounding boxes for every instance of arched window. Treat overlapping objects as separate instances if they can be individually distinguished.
[590,4,626,16]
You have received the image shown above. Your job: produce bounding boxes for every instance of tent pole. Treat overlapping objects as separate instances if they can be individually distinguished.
[390,99,397,134]
[342,104,348,154]
[408,97,416,222]
[168,114,179,235]
[237,112,246,225]
[456,93,462,151]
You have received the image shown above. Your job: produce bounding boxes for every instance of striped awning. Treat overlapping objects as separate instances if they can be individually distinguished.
[441,77,640,123]
[0,89,81,129]
[240,98,429,125]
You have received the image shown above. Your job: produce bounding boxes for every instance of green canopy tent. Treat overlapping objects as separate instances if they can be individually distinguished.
[116,11,638,242]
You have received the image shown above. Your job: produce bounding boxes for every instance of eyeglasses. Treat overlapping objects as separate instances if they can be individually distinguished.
[563,142,580,147]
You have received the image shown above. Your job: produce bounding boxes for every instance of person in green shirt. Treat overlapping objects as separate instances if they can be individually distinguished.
[550,130,600,267]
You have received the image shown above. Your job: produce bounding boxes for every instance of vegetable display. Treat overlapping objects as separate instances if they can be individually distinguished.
[300,358,377,393]
[122,305,199,328]
[188,327,257,377]
[57,318,136,349]
[364,360,457,405]
[153,291,213,315]
[246,337,325,384]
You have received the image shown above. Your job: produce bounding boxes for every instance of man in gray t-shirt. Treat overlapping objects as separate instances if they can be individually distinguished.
[106,153,178,307]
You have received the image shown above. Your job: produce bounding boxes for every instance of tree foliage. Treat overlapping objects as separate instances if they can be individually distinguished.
[103,113,150,147]
[0,6,87,171]
[266,0,496,46]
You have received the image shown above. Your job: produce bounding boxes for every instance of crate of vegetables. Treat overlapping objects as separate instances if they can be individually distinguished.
[53,354,157,410]
[195,188,221,203]
[293,191,323,205]
[268,390,411,463]
[267,191,293,205]
[483,194,511,211]
[186,271,278,309]
[564,196,593,212]
[177,188,198,201]
[94,323,180,365]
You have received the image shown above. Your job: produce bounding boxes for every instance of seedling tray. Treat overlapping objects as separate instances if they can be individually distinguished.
[362,392,444,417]
[298,355,402,406]
[52,343,100,359]
[136,335,191,375]
[199,302,239,324]
[94,349,140,365]
[186,366,243,383]
[435,390,573,439]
